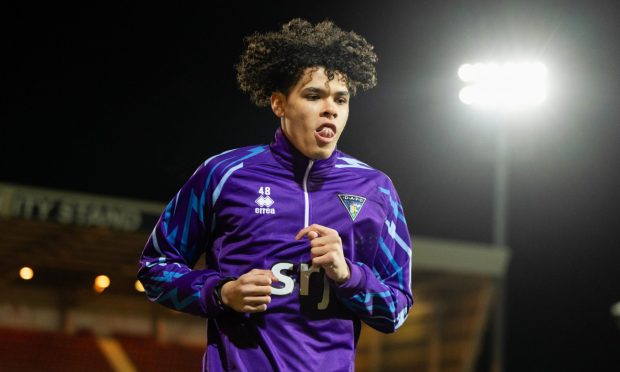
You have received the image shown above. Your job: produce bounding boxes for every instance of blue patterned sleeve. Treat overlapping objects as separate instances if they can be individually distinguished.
[137,157,227,318]
[333,179,413,333]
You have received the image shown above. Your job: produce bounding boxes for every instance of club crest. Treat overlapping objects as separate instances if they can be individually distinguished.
[338,194,366,221]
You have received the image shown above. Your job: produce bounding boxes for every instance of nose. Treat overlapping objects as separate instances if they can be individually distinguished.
[320,100,338,119]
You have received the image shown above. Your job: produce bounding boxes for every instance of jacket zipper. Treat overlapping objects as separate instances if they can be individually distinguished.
[303,160,314,227]
[302,159,330,310]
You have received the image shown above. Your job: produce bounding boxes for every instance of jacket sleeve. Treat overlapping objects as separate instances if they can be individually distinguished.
[332,179,413,333]
[137,159,228,318]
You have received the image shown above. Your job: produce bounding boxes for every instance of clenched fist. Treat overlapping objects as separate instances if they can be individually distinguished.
[220,269,278,313]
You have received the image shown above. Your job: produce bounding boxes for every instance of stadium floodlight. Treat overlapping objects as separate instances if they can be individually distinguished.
[456,59,549,372]
[458,62,547,109]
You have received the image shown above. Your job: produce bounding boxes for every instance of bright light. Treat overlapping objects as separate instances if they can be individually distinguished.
[134,280,145,293]
[93,275,111,293]
[612,301,620,316]
[458,62,547,109]
[19,267,34,280]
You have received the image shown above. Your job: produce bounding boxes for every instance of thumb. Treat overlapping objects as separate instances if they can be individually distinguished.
[267,269,279,282]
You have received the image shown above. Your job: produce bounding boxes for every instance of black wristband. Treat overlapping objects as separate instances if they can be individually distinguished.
[214,277,235,309]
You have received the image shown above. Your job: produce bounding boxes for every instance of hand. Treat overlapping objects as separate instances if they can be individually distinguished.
[295,224,350,284]
[220,269,278,313]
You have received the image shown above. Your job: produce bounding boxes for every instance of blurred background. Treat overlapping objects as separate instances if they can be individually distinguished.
[1,1,619,371]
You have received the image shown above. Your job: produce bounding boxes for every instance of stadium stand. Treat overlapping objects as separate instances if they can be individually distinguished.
[0,327,113,372]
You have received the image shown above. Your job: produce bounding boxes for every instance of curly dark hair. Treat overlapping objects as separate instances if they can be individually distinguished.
[236,19,378,107]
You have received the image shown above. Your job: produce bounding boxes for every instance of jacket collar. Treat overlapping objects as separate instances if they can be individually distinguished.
[269,127,339,179]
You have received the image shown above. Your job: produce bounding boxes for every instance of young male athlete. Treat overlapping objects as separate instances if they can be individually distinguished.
[138,19,413,371]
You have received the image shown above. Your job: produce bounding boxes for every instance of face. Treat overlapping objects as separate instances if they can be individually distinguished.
[271,67,350,160]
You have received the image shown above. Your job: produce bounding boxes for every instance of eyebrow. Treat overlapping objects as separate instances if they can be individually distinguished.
[301,87,350,96]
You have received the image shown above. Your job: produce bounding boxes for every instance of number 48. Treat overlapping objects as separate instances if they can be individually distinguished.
[258,186,271,196]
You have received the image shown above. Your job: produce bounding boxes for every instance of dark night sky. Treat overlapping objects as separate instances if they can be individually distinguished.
[3,1,620,371]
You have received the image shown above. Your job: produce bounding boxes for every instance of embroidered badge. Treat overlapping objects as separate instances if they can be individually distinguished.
[338,194,366,221]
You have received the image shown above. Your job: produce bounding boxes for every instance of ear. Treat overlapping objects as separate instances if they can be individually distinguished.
[270,92,286,118]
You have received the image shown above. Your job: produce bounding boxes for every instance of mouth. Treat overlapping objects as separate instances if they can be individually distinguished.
[315,123,337,144]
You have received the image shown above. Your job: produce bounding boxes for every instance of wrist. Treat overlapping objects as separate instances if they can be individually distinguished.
[333,263,351,284]
[332,259,366,296]
[214,277,235,309]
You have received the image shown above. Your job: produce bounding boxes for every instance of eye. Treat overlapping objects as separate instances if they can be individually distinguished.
[306,94,320,101]
[336,97,348,104]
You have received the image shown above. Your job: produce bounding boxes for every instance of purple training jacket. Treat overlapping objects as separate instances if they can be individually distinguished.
[138,127,413,371]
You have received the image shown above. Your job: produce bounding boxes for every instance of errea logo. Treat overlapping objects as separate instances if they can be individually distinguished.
[255,186,276,215]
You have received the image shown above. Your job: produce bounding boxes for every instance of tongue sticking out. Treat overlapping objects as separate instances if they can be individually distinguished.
[317,126,335,138]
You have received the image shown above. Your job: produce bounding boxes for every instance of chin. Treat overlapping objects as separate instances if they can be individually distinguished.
[309,148,334,160]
